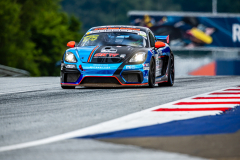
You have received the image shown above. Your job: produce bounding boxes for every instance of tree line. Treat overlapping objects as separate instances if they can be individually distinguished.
[61,0,240,32]
[0,0,82,76]
[1,0,239,76]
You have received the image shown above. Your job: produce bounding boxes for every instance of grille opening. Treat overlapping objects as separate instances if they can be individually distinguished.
[122,73,141,83]
[81,77,120,84]
[65,73,80,83]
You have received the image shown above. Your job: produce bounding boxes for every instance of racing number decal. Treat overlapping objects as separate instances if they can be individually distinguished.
[83,35,99,42]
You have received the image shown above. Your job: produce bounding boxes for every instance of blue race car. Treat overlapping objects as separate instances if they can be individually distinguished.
[60,25,174,89]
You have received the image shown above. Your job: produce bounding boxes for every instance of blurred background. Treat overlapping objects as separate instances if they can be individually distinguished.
[0,0,239,77]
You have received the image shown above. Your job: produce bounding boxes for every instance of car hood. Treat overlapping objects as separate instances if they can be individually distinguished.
[76,46,145,63]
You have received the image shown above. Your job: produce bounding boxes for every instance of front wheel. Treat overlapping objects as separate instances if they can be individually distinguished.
[148,58,156,88]
[61,86,75,89]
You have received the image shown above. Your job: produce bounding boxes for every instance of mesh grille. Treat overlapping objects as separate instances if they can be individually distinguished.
[66,73,80,83]
[122,74,140,83]
[81,77,119,84]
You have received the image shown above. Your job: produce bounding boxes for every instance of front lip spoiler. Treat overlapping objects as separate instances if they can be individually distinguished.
[61,76,148,87]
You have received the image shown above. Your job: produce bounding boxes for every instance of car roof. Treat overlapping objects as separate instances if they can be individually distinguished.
[88,25,150,33]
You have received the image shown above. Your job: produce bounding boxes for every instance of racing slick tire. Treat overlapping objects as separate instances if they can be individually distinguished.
[148,58,156,88]
[158,55,174,87]
[61,86,75,89]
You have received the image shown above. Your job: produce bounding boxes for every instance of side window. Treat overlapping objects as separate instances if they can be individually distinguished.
[149,32,155,47]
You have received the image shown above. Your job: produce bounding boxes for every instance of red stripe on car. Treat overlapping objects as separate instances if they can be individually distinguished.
[87,46,99,62]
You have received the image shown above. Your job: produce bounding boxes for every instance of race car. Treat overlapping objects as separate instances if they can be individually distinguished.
[60,25,174,89]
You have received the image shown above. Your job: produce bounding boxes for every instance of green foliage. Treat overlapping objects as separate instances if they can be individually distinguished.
[61,0,181,32]
[0,0,82,76]
[61,0,240,32]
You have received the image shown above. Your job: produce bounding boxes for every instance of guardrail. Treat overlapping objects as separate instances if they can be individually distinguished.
[0,64,30,77]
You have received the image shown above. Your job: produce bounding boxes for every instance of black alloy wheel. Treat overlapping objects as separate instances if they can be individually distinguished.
[148,58,156,88]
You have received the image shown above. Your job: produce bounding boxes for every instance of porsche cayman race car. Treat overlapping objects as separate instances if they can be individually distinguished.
[60,25,174,89]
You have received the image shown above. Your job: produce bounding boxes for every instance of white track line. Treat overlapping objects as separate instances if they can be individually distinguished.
[0,86,239,152]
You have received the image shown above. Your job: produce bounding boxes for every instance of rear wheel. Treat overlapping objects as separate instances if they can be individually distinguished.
[148,58,156,88]
[61,86,75,89]
[158,55,174,86]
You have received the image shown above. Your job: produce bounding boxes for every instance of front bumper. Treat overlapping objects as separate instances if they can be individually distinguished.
[61,63,149,87]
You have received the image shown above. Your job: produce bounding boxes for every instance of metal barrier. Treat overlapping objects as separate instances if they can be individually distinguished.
[0,64,30,77]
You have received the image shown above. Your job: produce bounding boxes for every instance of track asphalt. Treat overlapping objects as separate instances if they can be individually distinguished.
[0,76,239,160]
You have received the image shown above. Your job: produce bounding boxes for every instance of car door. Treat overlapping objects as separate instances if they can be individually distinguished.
[149,31,162,77]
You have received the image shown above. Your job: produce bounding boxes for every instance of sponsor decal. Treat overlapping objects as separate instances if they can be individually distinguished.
[88,29,144,35]
[83,35,99,42]
[120,54,126,58]
[101,47,117,53]
[94,27,140,31]
[143,67,149,70]
[233,24,240,42]
[89,64,111,69]
[89,66,111,69]
[144,63,149,67]
[126,65,136,69]
[94,53,119,57]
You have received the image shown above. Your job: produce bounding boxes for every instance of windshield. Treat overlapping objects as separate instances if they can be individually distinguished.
[78,32,147,47]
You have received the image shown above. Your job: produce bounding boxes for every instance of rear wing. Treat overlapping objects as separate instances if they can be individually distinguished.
[155,35,169,43]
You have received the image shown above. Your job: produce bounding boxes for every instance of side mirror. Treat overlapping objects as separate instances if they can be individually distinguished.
[67,41,76,48]
[155,41,166,48]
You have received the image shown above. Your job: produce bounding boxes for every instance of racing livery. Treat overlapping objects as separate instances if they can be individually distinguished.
[61,25,174,89]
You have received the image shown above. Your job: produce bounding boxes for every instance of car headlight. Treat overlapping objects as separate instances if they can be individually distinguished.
[129,52,146,63]
[65,52,77,63]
